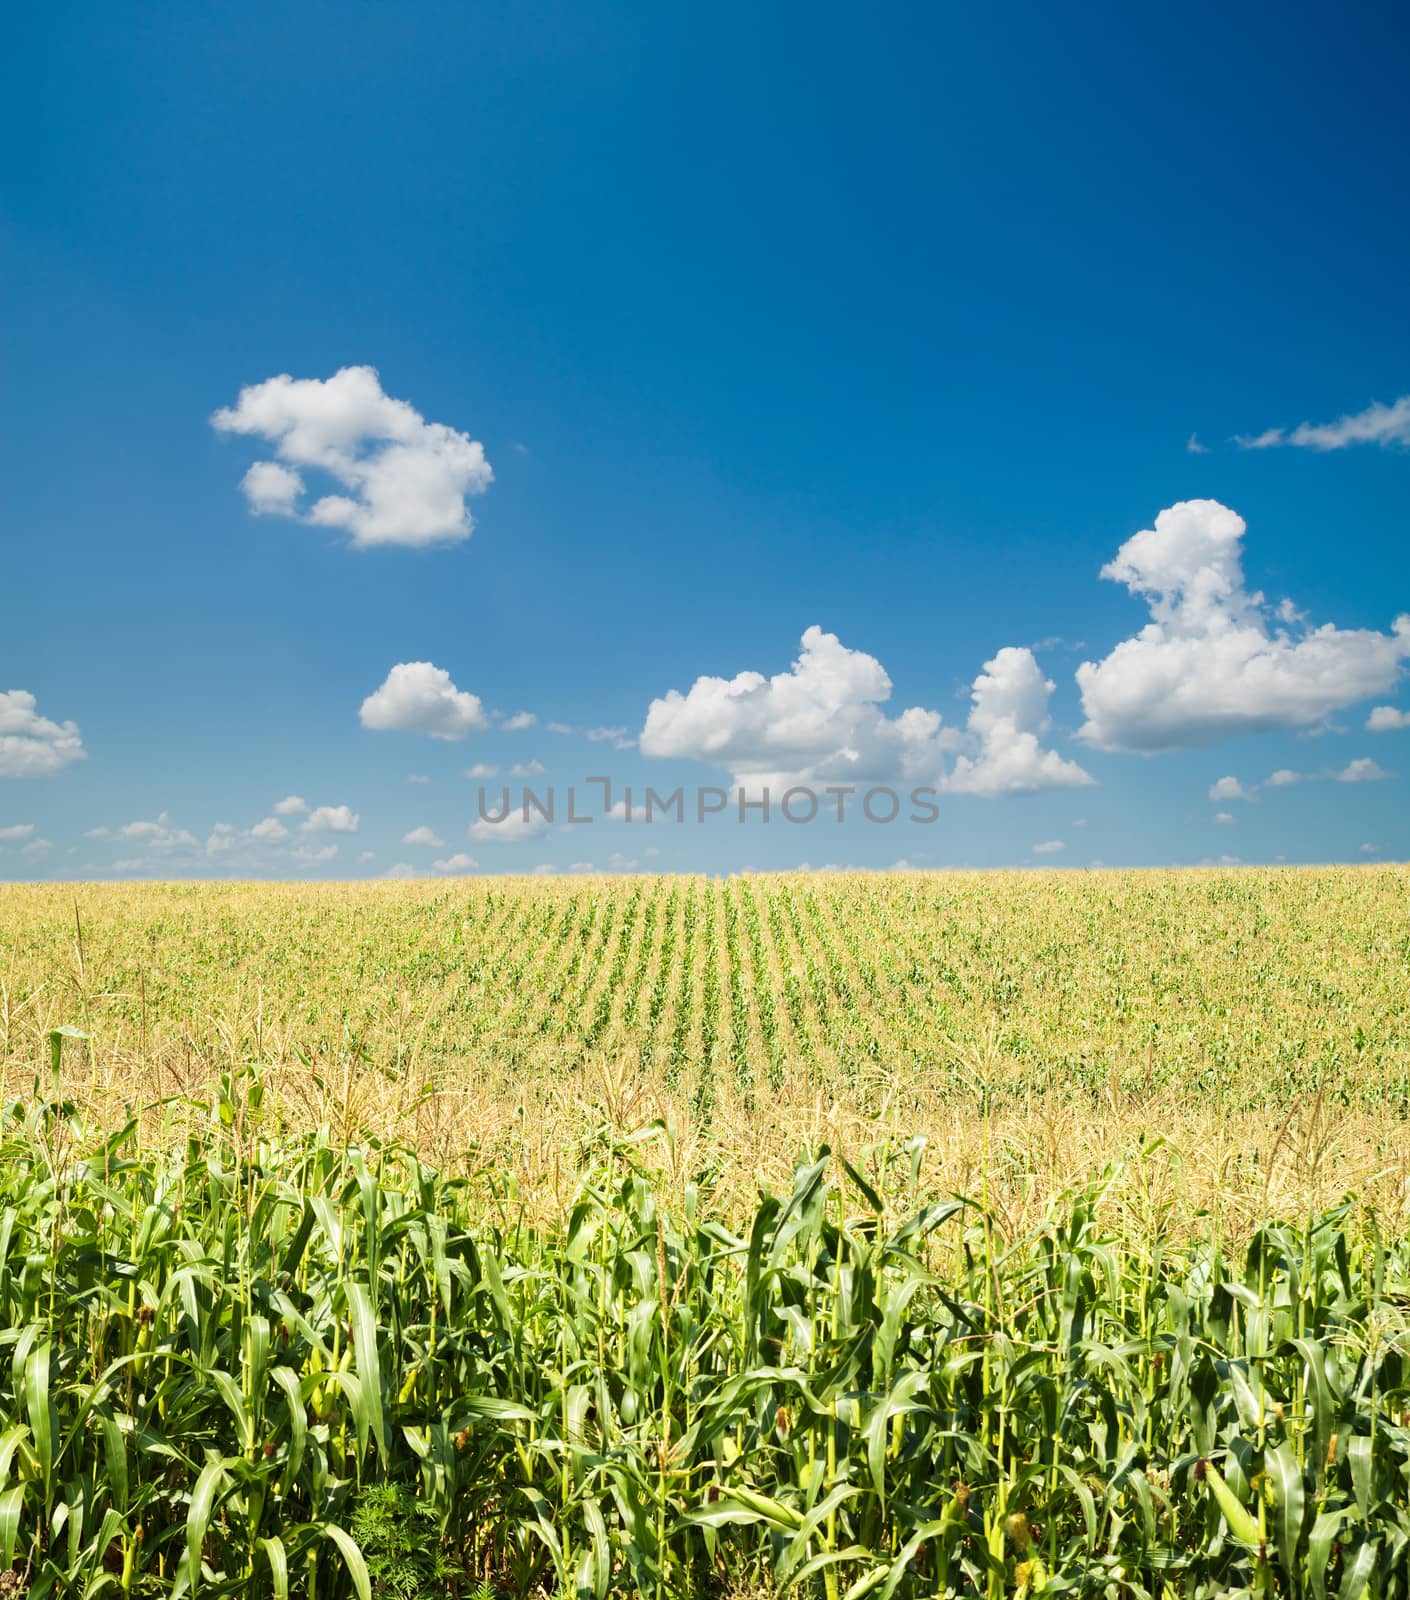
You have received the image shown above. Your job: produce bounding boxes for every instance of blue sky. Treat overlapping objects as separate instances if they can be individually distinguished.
[4,0,1408,878]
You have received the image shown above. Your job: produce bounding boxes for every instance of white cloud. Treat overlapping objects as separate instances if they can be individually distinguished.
[1186,432,1209,455]
[501,711,536,731]
[468,808,549,844]
[465,763,498,779]
[360,662,486,740]
[1076,500,1410,751]
[584,725,628,742]
[302,804,359,833]
[358,850,377,863]
[406,773,431,784]
[509,760,545,777]
[120,813,199,851]
[206,814,326,860]
[606,852,638,871]
[640,629,1089,798]
[211,365,492,547]
[432,853,479,874]
[0,689,86,778]
[946,647,1094,796]
[640,625,958,790]
[1265,768,1301,787]
[1237,394,1410,452]
[1336,757,1389,784]
[241,461,303,515]
[22,838,51,856]
[546,721,574,735]
[403,825,445,847]
[1032,839,1065,855]
[1214,812,1235,825]
[383,862,417,879]
[1367,706,1410,732]
[289,842,338,864]
[273,795,309,816]
[1360,842,1380,855]
[1209,775,1251,802]
[0,824,35,841]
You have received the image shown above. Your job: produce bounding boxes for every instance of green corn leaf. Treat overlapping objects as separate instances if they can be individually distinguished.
[345,1280,388,1463]
[317,1521,372,1600]
[1265,1438,1305,1575]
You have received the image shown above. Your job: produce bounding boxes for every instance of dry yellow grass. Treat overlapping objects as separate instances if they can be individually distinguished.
[2,866,1407,1235]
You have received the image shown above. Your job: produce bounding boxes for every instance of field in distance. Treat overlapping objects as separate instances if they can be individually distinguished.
[3,865,1407,1230]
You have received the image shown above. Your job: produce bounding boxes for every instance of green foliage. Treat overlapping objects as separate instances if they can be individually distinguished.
[349,1484,465,1600]
[0,1049,1406,1596]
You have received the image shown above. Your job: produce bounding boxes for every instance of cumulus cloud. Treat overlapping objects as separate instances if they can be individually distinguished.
[302,804,359,833]
[0,824,35,841]
[639,628,1089,798]
[403,825,445,847]
[273,795,308,816]
[1214,812,1235,825]
[360,662,486,740]
[209,818,306,857]
[211,365,492,547]
[501,712,536,731]
[465,763,498,779]
[241,461,303,515]
[1265,769,1301,787]
[1076,500,1410,751]
[945,648,1094,796]
[509,760,545,777]
[120,813,199,850]
[1209,775,1252,802]
[1032,839,1065,855]
[1336,757,1389,784]
[0,690,86,778]
[468,808,549,844]
[640,626,958,791]
[290,842,338,864]
[431,853,479,874]
[585,725,628,743]
[1367,706,1410,732]
[1236,394,1410,452]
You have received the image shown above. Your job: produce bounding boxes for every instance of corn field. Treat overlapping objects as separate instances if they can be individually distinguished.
[3,870,1408,1111]
[0,1051,1407,1598]
[0,870,1408,1595]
